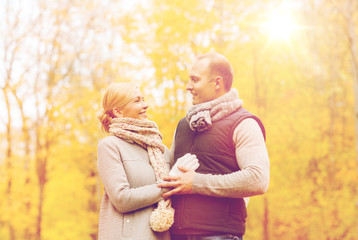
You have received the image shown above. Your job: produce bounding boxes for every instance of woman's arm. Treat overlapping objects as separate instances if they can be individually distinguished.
[97,137,164,213]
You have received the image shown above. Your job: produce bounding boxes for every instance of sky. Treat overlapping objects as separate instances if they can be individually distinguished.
[0,0,306,132]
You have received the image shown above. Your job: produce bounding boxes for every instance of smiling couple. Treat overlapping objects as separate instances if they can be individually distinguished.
[96,52,270,240]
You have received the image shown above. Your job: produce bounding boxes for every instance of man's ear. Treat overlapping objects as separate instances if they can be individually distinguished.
[112,108,122,118]
[213,76,224,90]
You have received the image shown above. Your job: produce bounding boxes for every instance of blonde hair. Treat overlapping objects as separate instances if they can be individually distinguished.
[98,82,137,132]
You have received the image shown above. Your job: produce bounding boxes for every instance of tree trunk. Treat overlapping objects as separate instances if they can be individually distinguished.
[89,167,99,240]
[252,45,270,240]
[35,131,47,240]
[10,87,33,239]
[344,0,358,235]
[263,197,269,240]
[3,88,16,240]
[36,180,45,240]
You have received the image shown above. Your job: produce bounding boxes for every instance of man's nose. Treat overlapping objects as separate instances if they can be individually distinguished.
[186,81,193,90]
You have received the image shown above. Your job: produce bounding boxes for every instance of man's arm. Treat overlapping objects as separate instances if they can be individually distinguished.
[193,118,269,198]
[159,118,270,198]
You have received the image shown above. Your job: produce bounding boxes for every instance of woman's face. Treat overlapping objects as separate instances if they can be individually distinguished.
[120,89,148,120]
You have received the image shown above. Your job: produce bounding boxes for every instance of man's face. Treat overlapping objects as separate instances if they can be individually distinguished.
[187,59,217,105]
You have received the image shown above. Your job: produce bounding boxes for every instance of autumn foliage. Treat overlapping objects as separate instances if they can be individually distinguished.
[0,0,357,240]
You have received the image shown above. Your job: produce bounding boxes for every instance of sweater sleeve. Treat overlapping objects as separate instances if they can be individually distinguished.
[97,138,165,213]
[192,118,270,198]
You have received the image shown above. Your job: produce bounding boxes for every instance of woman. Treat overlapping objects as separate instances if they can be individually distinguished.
[97,82,173,240]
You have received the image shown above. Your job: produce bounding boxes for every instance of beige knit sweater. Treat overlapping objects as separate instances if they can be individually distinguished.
[171,118,270,198]
[192,118,270,197]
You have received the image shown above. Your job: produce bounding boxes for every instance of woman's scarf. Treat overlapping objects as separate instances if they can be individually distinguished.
[186,88,243,132]
[109,117,174,232]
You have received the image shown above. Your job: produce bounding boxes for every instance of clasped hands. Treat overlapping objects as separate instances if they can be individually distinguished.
[157,153,199,198]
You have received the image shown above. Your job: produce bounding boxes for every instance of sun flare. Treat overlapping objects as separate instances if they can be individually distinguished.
[263,14,296,41]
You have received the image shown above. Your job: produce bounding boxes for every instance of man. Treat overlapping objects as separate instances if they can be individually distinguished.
[158,52,270,240]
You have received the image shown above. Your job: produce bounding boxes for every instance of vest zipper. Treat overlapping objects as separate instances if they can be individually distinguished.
[179,129,196,229]
[190,129,197,153]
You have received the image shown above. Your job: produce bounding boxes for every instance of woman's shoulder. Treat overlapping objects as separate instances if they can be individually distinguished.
[97,135,128,149]
[99,135,120,144]
[98,136,145,155]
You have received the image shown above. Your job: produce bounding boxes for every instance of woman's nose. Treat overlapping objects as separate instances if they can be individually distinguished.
[142,101,148,109]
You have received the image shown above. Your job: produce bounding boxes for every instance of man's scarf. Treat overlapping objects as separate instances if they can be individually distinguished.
[186,88,243,132]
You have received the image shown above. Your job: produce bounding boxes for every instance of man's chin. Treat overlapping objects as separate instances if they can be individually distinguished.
[192,99,201,105]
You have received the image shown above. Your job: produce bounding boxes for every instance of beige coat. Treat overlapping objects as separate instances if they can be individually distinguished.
[97,136,173,240]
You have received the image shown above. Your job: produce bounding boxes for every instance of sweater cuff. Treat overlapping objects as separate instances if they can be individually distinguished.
[192,173,208,194]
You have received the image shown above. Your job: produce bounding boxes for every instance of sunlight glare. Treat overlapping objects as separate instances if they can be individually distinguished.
[263,14,296,41]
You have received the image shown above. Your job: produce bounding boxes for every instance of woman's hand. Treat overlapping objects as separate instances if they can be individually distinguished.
[169,153,199,177]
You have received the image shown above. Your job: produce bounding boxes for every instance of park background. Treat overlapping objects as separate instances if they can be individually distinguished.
[1,0,358,239]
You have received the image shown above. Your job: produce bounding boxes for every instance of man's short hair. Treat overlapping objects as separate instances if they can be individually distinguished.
[197,52,234,91]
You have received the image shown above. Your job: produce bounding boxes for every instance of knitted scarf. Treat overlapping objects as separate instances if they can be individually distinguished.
[186,88,243,132]
[109,118,174,232]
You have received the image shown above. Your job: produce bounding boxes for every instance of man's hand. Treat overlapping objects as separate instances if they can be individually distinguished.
[158,166,196,198]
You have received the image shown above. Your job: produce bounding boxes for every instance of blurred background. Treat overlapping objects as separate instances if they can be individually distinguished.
[1,0,357,239]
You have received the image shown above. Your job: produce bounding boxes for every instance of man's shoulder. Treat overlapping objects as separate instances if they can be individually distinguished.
[177,117,189,127]
[178,116,187,123]
[232,107,266,141]
[229,107,262,124]
[232,107,254,118]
